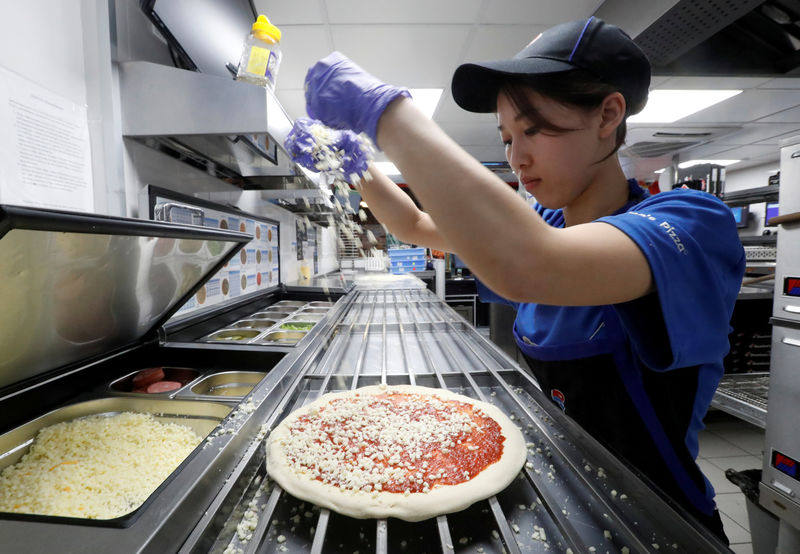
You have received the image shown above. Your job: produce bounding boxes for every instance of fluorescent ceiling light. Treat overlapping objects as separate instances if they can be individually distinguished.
[654,168,666,174]
[359,200,368,208]
[374,161,401,176]
[678,159,740,169]
[628,89,742,123]
[409,88,443,119]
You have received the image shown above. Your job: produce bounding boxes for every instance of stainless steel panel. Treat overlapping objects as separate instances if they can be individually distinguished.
[773,229,800,323]
[277,321,316,332]
[273,301,307,308]
[257,331,307,345]
[773,139,800,321]
[204,329,262,343]
[119,62,269,137]
[255,310,293,319]
[188,371,267,398]
[778,136,800,215]
[0,229,234,390]
[286,314,324,322]
[763,324,800,517]
[230,319,277,330]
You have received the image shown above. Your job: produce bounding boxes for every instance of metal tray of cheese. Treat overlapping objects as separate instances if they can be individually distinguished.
[0,397,231,527]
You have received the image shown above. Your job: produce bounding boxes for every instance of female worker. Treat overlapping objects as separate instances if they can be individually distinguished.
[287,17,744,543]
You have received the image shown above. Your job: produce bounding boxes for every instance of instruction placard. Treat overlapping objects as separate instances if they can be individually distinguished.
[0,66,93,212]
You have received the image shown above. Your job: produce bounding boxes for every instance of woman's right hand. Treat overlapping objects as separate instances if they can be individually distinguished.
[304,52,410,145]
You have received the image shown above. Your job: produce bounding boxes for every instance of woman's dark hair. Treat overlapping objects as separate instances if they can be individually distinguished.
[499,69,627,162]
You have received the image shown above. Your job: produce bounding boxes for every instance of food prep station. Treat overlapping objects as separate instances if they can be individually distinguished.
[0,204,730,553]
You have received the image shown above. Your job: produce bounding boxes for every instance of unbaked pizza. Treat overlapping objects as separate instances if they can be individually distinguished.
[265,384,527,521]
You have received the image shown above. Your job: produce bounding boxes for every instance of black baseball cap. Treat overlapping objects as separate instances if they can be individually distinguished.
[451,16,651,115]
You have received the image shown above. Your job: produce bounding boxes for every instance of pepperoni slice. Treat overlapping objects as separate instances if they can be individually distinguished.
[132,367,165,389]
[146,381,182,393]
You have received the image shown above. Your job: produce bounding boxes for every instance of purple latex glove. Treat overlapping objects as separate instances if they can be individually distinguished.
[284,118,373,183]
[304,52,411,144]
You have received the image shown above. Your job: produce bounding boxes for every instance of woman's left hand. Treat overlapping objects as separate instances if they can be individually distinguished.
[284,117,373,183]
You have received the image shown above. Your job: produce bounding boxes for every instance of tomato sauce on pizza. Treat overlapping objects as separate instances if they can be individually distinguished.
[283,391,504,494]
[266,385,527,521]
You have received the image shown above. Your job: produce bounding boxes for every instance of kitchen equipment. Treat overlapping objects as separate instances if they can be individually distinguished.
[760,135,800,546]
[0,203,340,551]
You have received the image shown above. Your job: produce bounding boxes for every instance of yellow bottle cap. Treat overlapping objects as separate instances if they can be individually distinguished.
[252,15,281,42]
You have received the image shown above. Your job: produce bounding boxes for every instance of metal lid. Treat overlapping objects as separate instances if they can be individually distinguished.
[0,205,250,391]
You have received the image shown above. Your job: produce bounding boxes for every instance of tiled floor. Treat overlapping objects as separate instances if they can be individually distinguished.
[699,409,767,554]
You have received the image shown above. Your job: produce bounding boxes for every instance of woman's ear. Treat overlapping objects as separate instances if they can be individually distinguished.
[598,92,626,139]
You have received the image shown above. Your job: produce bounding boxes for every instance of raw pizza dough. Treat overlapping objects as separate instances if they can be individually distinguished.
[265,384,527,521]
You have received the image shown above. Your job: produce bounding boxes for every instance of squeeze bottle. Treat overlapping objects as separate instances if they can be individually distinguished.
[236,15,282,89]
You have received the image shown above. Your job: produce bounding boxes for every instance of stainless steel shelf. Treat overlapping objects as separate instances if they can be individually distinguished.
[711,373,769,428]
[722,185,779,207]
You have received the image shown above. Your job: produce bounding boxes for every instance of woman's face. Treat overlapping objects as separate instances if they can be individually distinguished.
[497,89,605,209]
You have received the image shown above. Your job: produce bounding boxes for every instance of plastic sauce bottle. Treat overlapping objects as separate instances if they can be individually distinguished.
[236,15,282,89]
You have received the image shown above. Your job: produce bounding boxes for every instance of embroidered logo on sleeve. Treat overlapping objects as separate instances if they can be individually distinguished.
[658,220,687,254]
[626,211,688,254]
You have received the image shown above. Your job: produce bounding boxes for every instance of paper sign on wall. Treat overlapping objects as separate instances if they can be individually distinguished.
[0,66,93,212]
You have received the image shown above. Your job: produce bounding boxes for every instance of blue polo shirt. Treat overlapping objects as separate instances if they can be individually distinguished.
[477,185,746,459]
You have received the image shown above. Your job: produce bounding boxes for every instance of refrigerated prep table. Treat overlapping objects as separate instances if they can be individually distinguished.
[0,207,729,552]
[178,286,730,554]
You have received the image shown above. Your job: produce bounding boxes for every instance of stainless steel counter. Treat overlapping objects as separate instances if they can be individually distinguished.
[0,286,731,553]
[180,287,728,553]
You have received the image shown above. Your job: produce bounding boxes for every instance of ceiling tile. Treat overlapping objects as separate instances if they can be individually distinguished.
[274,89,308,121]
[756,128,800,146]
[330,25,471,86]
[620,155,672,181]
[439,122,504,145]
[682,143,780,162]
[435,96,496,124]
[477,0,604,25]
[255,2,800,180]
[650,76,671,88]
[324,0,482,24]
[274,26,332,89]
[462,145,507,161]
[715,124,800,146]
[758,78,800,89]
[253,0,327,24]
[654,75,772,90]
[680,90,800,124]
[729,158,782,172]
[677,141,741,159]
[757,105,800,124]
[463,25,550,62]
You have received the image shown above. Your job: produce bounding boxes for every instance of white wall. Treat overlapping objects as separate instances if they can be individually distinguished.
[0,3,87,106]
[0,1,126,215]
